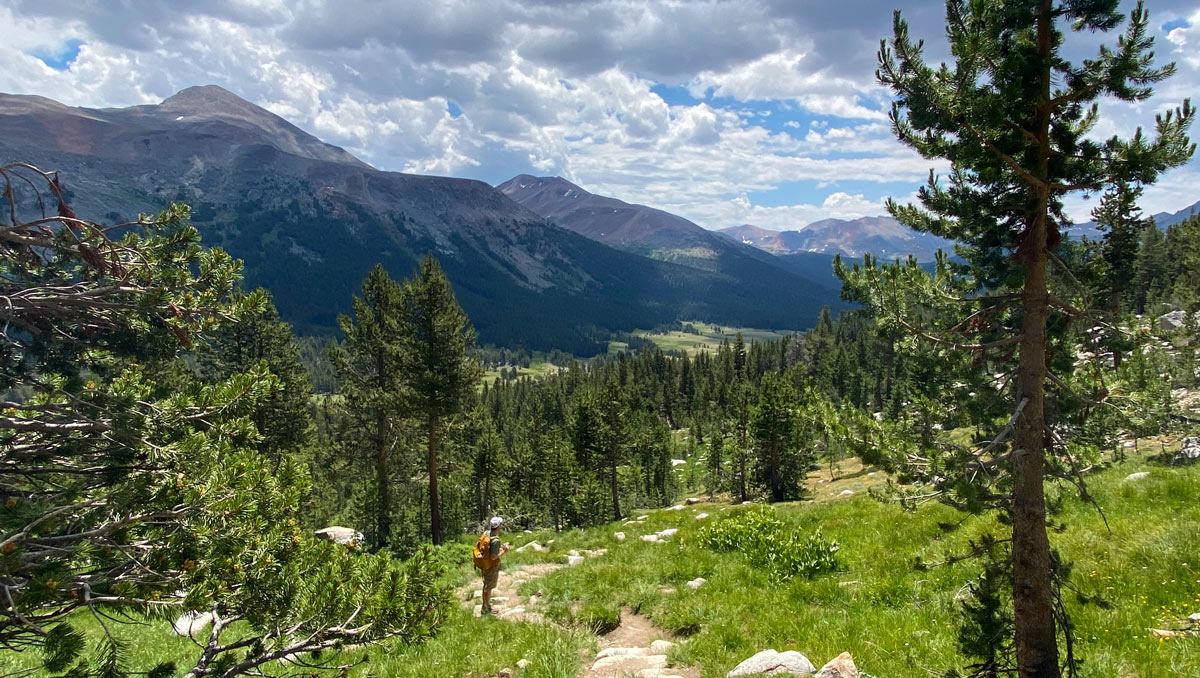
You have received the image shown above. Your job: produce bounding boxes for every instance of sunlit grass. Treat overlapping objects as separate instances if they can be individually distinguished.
[4,455,1197,678]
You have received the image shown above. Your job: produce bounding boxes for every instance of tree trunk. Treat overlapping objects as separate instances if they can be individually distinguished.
[375,410,391,551]
[428,414,442,545]
[610,458,621,522]
[1011,4,1060,675]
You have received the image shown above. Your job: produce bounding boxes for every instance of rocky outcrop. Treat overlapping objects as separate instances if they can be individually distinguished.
[1158,310,1188,332]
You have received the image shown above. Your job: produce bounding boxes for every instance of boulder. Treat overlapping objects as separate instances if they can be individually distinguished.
[839,490,854,496]
[615,531,626,542]
[1180,437,1200,461]
[686,577,706,590]
[592,654,668,674]
[1158,310,1188,332]
[642,534,661,543]
[516,541,546,553]
[597,647,649,659]
[1124,471,1151,482]
[727,649,816,677]
[656,528,678,539]
[568,549,580,557]
[566,555,584,566]
[499,668,512,678]
[637,515,649,521]
[815,652,859,678]
[650,640,676,654]
[666,504,686,511]
[671,459,687,466]
[1188,612,1200,624]
[695,513,709,520]
[685,497,701,505]
[172,610,214,636]
[314,526,362,546]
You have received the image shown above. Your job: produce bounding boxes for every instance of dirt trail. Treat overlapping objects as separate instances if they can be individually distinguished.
[459,544,699,678]
[582,608,699,678]
[460,562,562,623]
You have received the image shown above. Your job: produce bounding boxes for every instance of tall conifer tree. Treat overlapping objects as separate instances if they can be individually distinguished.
[396,254,482,545]
[846,2,1194,675]
[329,264,405,550]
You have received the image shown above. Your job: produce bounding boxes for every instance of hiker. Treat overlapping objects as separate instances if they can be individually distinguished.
[474,516,509,615]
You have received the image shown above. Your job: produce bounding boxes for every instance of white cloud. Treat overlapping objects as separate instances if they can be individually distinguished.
[688,49,888,120]
[0,0,1194,234]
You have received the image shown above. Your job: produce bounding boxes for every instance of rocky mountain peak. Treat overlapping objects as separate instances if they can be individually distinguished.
[159,85,258,116]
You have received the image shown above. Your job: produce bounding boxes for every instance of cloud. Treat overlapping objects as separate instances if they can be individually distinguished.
[0,0,1194,232]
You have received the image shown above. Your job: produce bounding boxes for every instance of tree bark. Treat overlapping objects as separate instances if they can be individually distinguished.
[610,457,621,522]
[428,414,442,545]
[375,410,391,551]
[1011,2,1060,676]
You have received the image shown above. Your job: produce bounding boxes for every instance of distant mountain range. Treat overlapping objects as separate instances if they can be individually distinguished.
[497,173,843,293]
[719,218,954,262]
[722,200,1200,262]
[0,86,840,353]
[1068,200,1200,240]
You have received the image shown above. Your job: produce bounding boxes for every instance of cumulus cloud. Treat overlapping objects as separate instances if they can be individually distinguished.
[0,0,1195,230]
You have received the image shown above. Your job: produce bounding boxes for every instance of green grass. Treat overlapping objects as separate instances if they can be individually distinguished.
[5,455,1198,677]
[609,321,792,357]
[481,358,565,388]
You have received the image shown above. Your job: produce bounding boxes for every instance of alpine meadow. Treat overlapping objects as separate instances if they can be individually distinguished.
[2,1,1199,678]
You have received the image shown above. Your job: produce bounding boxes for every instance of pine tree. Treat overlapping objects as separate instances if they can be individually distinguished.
[329,264,406,550]
[750,373,811,502]
[0,165,448,673]
[198,289,314,458]
[396,254,482,545]
[854,3,1195,675]
[597,377,630,521]
[1092,182,1147,321]
[1132,220,1170,313]
[1166,213,1200,311]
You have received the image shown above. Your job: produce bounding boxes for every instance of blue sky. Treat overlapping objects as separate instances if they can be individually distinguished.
[1,0,1197,229]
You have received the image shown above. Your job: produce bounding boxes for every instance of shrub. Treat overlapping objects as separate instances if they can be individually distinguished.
[696,505,840,581]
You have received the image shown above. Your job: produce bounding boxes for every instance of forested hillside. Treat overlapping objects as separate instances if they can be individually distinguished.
[0,88,838,354]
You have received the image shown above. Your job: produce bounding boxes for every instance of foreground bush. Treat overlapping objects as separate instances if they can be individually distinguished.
[696,505,840,581]
[0,164,449,677]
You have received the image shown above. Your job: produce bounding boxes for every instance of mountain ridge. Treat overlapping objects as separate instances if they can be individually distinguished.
[0,86,837,352]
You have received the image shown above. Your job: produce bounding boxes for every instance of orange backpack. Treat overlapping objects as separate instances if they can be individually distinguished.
[473,532,498,570]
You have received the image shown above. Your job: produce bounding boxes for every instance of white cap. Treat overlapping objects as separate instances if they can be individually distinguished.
[488,516,503,529]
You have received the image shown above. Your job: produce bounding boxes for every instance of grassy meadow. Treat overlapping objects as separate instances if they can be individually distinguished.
[4,450,1197,677]
[609,321,791,357]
